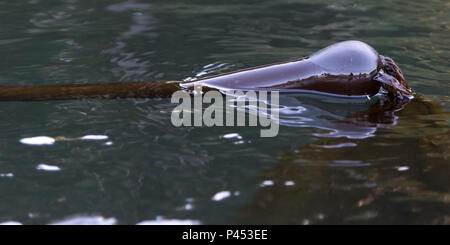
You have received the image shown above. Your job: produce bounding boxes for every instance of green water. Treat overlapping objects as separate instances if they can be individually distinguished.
[0,0,448,224]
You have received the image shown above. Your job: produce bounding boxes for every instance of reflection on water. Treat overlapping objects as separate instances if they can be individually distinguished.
[0,0,448,224]
[276,94,404,139]
[228,90,406,139]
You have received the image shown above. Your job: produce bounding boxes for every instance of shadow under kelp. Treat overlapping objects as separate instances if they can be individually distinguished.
[234,95,449,224]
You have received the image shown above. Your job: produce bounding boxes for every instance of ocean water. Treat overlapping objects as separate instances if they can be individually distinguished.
[0,0,448,224]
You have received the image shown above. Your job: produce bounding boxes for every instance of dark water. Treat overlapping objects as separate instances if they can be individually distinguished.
[0,0,448,225]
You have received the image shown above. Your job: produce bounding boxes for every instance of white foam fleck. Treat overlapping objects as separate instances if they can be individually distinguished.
[0,173,13,178]
[137,218,200,225]
[81,135,108,140]
[184,203,194,210]
[284,181,295,186]
[0,221,22,225]
[260,180,274,187]
[36,164,61,172]
[177,203,194,211]
[104,141,113,146]
[49,216,117,225]
[20,136,55,145]
[223,133,242,139]
[396,166,409,171]
[212,191,231,201]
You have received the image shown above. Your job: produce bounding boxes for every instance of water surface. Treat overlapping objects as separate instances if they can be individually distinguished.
[0,0,448,224]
